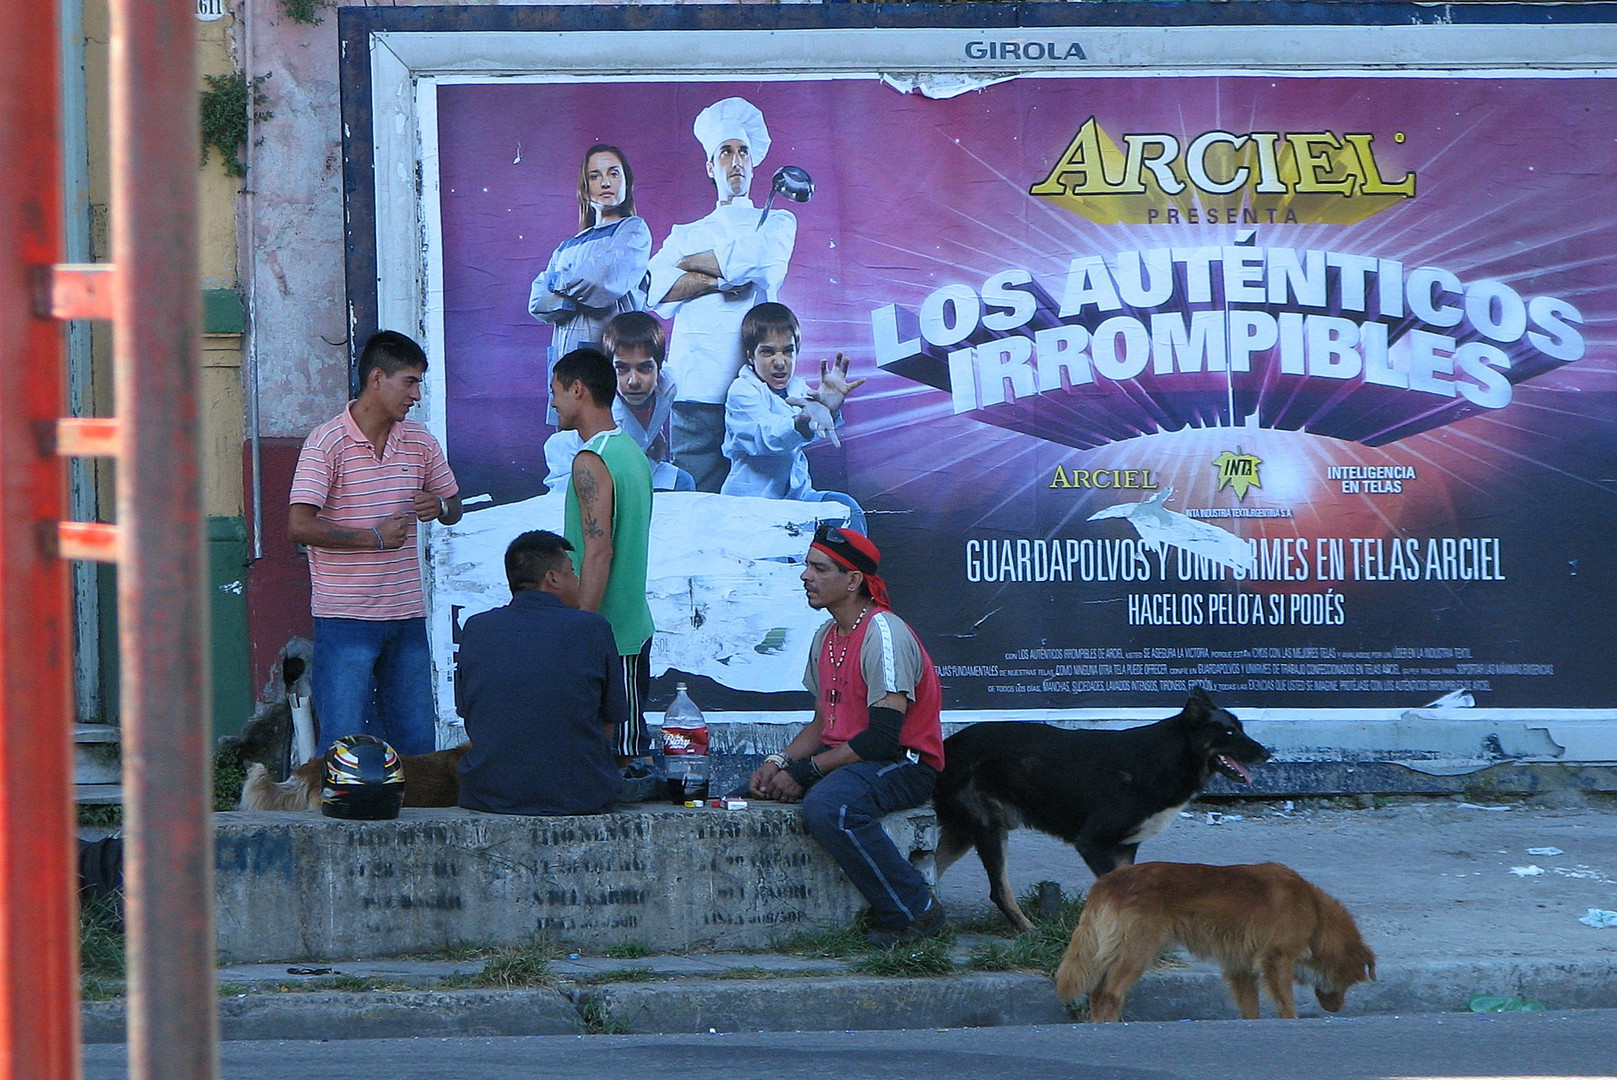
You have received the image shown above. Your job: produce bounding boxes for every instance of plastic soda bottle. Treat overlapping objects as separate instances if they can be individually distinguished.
[662,683,710,803]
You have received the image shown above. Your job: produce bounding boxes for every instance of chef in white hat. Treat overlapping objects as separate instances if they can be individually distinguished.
[693,96,771,205]
[647,96,798,492]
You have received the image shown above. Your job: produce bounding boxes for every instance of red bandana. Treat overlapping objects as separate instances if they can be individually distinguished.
[810,523,890,608]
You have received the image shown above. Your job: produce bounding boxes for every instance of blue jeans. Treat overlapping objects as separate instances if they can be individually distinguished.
[801,760,938,931]
[312,616,438,756]
[671,401,729,493]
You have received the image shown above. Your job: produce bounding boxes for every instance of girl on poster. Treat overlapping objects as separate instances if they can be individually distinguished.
[529,144,652,417]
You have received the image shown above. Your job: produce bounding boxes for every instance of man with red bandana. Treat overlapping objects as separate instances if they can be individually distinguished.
[747,523,947,947]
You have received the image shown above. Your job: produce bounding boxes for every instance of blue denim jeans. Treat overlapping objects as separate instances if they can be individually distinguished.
[311,616,437,756]
[801,759,939,931]
[671,401,730,493]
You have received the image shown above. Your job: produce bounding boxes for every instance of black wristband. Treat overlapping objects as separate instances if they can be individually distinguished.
[784,757,821,789]
[847,705,905,761]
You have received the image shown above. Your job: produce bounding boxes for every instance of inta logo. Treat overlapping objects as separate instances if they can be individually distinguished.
[1212,448,1262,500]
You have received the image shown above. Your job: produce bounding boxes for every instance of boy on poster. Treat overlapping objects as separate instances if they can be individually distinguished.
[542,311,694,492]
[721,302,866,532]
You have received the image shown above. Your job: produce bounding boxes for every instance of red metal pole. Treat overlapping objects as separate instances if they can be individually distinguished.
[108,0,218,1076]
[0,0,83,1076]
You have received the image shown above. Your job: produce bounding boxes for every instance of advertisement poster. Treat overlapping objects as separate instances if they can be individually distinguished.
[393,30,1616,721]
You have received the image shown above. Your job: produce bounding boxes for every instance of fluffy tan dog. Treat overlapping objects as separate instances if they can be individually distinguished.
[238,743,469,811]
[1055,861,1375,1021]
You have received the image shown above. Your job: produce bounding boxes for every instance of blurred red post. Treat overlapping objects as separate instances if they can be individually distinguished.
[0,0,82,1077]
[107,0,217,1077]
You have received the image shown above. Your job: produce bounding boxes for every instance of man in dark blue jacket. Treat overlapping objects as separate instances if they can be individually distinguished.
[455,530,625,815]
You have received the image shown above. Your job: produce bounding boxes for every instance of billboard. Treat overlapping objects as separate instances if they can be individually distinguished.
[341,5,1617,736]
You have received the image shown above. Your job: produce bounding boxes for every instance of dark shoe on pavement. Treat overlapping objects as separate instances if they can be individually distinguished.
[865,899,947,948]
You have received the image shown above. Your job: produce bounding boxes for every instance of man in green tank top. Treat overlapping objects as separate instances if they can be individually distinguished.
[552,347,656,766]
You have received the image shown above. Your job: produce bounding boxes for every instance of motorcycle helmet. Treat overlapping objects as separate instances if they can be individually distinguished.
[321,734,406,820]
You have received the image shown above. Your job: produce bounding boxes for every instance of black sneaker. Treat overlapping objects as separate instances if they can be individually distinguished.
[865,899,947,948]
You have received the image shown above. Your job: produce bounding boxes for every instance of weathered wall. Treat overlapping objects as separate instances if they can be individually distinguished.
[244,0,740,437]
[214,804,938,961]
[242,2,352,435]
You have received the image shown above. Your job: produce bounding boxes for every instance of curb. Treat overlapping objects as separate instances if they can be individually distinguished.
[79,956,1617,1043]
[84,988,583,1044]
[586,972,1070,1034]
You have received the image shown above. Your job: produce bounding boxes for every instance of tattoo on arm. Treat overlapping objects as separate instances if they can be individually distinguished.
[574,451,616,612]
[575,465,605,538]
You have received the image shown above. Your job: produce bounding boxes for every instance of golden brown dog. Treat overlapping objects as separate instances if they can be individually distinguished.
[238,743,469,811]
[1054,861,1375,1021]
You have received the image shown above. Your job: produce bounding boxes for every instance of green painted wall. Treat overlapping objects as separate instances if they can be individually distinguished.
[94,515,252,741]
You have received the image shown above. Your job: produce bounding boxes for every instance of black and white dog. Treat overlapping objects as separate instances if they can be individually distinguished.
[933,687,1270,931]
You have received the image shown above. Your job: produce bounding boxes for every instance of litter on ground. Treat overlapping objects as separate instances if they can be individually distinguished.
[1469,995,1545,1013]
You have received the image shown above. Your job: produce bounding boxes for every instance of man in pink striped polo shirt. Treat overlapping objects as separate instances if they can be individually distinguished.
[288,331,463,756]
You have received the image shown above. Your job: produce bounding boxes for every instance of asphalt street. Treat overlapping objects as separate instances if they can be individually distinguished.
[82,1009,1617,1080]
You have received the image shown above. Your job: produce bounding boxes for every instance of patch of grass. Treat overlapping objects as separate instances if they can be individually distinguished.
[80,897,125,978]
[952,908,1020,937]
[213,748,248,812]
[579,998,628,1035]
[80,895,126,1000]
[440,936,559,990]
[81,976,124,1002]
[967,941,1013,971]
[712,966,786,980]
[770,917,871,959]
[605,941,651,959]
[851,936,956,977]
[965,884,1086,977]
[78,804,122,829]
[293,975,415,993]
[582,966,657,985]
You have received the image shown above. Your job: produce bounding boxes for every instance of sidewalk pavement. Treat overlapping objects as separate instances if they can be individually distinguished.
[81,796,1617,1042]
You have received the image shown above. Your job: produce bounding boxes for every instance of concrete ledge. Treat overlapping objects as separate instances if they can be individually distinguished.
[590,973,1070,1034]
[83,988,582,1044]
[213,804,938,961]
